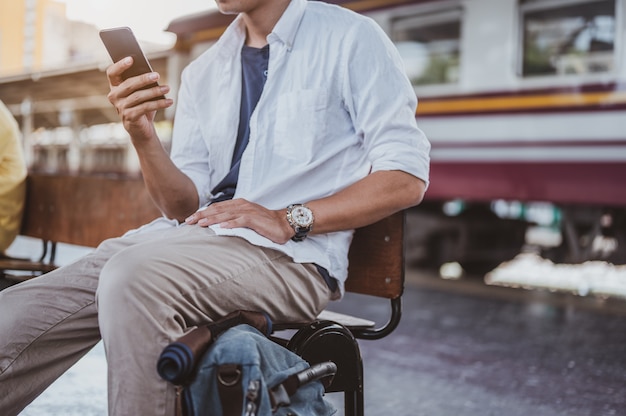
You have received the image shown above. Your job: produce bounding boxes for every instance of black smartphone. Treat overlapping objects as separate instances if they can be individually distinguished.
[99,26,165,100]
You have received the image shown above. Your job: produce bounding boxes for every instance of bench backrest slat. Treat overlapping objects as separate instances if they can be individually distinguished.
[22,173,161,247]
[346,211,404,300]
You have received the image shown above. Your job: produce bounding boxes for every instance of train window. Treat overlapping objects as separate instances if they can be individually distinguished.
[521,0,616,76]
[391,9,462,86]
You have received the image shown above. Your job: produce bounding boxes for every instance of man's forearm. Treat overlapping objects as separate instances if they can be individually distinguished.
[104,55,195,220]
[307,170,426,235]
[134,136,199,222]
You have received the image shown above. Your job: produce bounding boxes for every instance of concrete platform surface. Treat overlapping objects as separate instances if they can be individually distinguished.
[324,275,626,416]
[13,272,624,416]
[4,237,625,416]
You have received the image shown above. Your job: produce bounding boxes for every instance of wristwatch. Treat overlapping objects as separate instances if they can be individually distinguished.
[286,204,314,242]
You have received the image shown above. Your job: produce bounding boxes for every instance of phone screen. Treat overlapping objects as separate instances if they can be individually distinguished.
[99,27,165,99]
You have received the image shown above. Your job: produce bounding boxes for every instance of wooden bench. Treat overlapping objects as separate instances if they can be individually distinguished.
[1,173,406,416]
[0,172,161,279]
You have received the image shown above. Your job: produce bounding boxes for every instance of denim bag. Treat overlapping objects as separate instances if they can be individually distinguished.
[161,322,336,416]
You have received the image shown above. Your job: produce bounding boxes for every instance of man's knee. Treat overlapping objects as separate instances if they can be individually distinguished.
[96,247,153,309]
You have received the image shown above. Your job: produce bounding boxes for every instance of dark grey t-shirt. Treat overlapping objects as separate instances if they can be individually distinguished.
[210,44,269,202]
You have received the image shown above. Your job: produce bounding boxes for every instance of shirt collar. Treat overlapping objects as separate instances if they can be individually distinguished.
[213,14,246,59]
[267,0,307,51]
[217,0,306,55]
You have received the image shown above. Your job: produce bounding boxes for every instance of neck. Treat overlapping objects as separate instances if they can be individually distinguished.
[242,0,291,48]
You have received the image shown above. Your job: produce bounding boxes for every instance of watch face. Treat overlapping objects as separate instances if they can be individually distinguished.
[292,205,313,227]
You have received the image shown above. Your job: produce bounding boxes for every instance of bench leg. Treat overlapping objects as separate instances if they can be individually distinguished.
[287,320,364,416]
[345,388,364,416]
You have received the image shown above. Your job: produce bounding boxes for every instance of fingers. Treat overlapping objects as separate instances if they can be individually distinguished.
[185,200,261,229]
[107,71,169,105]
[106,57,173,119]
[112,85,170,118]
[106,56,134,87]
[186,201,242,227]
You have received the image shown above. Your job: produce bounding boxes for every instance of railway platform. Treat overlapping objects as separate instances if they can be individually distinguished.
[3,238,625,416]
[324,269,626,415]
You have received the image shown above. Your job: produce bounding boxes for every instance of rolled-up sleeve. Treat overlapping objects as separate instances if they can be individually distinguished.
[342,19,430,187]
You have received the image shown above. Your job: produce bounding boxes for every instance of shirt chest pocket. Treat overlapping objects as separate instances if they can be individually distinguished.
[273,88,328,162]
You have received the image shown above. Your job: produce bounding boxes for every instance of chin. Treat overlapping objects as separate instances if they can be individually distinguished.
[215,0,240,15]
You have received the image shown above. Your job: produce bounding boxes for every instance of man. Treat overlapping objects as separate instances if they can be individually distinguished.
[0,100,27,257]
[0,0,430,414]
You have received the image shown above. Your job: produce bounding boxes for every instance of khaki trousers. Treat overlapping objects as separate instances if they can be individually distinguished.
[0,225,333,416]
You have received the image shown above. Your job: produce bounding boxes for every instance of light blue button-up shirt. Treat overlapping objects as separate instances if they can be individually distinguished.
[161,0,430,294]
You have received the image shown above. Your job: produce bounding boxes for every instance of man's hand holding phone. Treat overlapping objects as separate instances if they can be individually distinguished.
[105,57,173,142]
[100,27,173,144]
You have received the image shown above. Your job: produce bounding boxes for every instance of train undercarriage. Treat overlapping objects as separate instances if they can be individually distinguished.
[406,200,626,275]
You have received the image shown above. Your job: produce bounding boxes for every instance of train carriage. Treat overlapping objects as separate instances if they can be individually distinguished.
[379,0,626,269]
